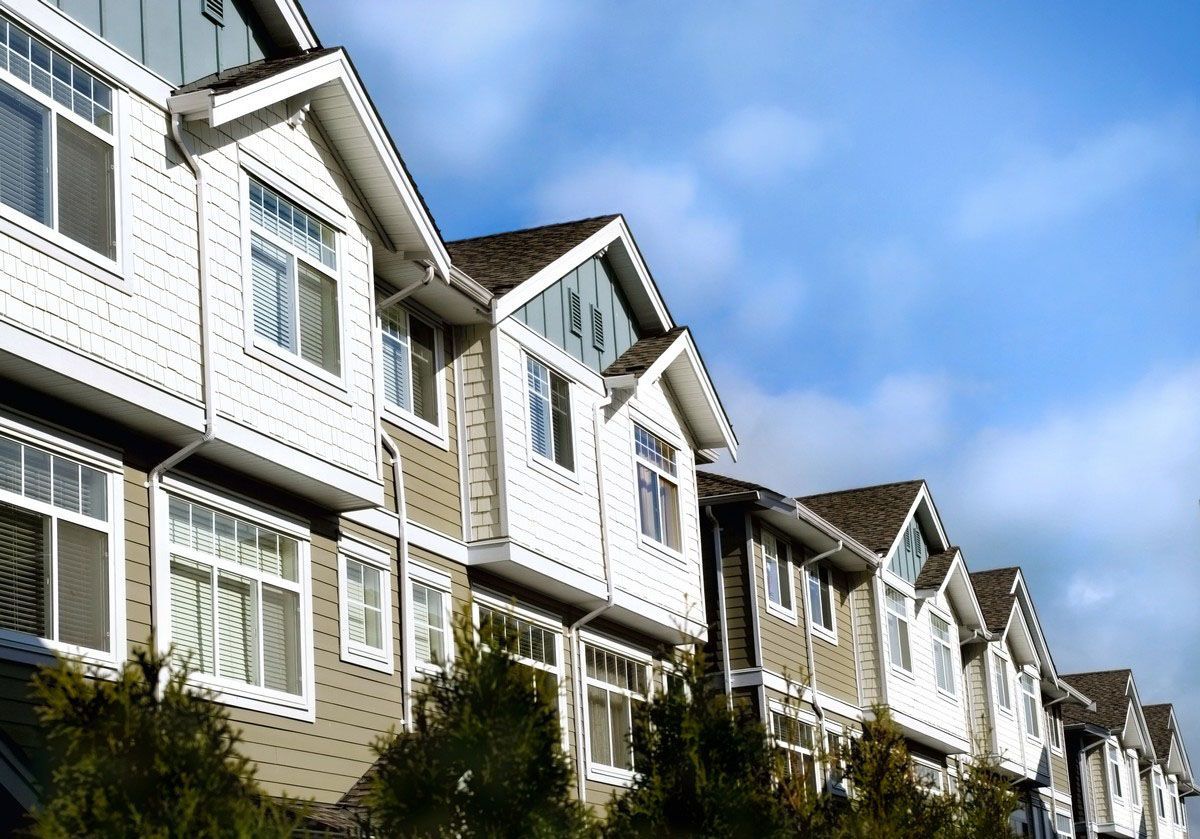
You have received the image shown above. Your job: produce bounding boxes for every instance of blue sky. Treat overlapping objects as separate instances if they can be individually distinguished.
[304,0,1200,798]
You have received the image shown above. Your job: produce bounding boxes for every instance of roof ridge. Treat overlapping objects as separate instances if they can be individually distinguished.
[799,478,925,500]
[971,566,1019,577]
[447,214,620,245]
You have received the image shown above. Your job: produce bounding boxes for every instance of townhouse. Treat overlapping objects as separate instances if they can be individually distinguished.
[0,0,738,829]
[1062,670,1193,839]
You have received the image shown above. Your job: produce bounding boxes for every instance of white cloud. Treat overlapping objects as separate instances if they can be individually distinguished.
[533,158,741,302]
[703,105,827,184]
[331,0,589,171]
[954,115,1193,239]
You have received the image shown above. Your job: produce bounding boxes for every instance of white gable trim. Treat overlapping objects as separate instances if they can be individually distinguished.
[249,0,319,51]
[938,553,988,632]
[882,483,950,564]
[1122,675,1156,759]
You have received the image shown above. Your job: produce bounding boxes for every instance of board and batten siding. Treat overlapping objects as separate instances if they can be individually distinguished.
[382,330,464,539]
[48,0,273,85]
[810,564,859,707]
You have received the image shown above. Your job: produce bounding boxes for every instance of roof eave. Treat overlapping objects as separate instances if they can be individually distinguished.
[635,330,737,458]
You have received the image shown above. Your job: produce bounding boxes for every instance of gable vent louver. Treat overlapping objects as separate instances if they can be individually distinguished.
[203,0,225,25]
[568,289,582,336]
[590,305,605,352]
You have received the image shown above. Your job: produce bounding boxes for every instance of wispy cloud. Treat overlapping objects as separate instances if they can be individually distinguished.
[953,115,1193,239]
[703,105,827,185]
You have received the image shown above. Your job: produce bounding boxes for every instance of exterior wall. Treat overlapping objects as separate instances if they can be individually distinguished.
[750,520,806,680]
[706,507,754,671]
[47,0,272,85]
[811,563,859,707]
[460,324,501,540]
[851,571,880,706]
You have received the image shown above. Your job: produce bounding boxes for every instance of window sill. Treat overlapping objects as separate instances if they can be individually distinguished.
[414,661,448,681]
[765,601,798,625]
[586,762,636,787]
[528,451,582,492]
[186,672,315,722]
[638,534,685,566]
[244,339,352,404]
[889,664,916,683]
[0,632,120,673]
[811,624,838,646]
[936,687,959,704]
[383,404,449,450]
[339,644,393,675]
[0,210,130,296]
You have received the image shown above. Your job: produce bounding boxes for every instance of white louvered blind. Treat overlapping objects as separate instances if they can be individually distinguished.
[412,582,446,665]
[217,573,257,684]
[345,558,382,650]
[170,556,213,675]
[527,357,552,459]
[56,115,114,258]
[382,307,440,425]
[381,308,412,412]
[297,263,339,374]
[261,585,299,695]
[251,233,294,351]
[0,80,48,225]
[55,520,108,650]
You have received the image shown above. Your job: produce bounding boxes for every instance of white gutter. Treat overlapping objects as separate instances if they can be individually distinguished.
[148,116,216,658]
[569,385,623,802]
[800,541,842,732]
[704,505,733,708]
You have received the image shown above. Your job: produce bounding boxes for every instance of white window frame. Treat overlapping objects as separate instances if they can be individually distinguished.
[473,591,567,742]
[761,527,795,622]
[0,412,124,669]
[994,649,1013,713]
[409,561,453,678]
[379,302,449,448]
[238,159,349,397]
[522,351,578,484]
[337,537,393,674]
[1108,742,1125,802]
[768,701,819,788]
[806,562,838,643]
[1153,767,1166,820]
[824,722,850,795]
[1054,811,1073,839]
[1127,753,1141,807]
[631,420,684,560]
[580,630,653,786]
[1048,705,1063,753]
[153,476,315,721]
[912,756,945,795]
[0,12,132,290]
[1169,778,1182,825]
[885,585,913,675]
[1020,670,1042,742]
[931,611,957,699]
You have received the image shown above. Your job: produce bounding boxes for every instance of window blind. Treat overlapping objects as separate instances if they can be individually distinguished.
[55,520,108,650]
[0,79,48,225]
[382,310,412,412]
[0,501,46,639]
[56,116,113,258]
[527,359,551,459]
[261,585,299,695]
[297,263,339,374]
[251,234,294,351]
[217,573,257,685]
[170,557,214,675]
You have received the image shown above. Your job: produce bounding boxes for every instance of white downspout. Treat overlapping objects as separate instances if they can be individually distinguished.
[704,506,732,708]
[870,572,890,707]
[148,115,216,659]
[570,386,620,802]
[800,541,842,734]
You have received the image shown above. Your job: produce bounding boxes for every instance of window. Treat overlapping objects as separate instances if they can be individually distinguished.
[634,425,680,551]
[931,615,956,696]
[412,581,448,669]
[994,652,1012,711]
[478,603,560,712]
[1048,706,1063,750]
[1170,780,1181,824]
[337,541,392,672]
[1054,812,1073,838]
[1020,672,1041,739]
[1128,754,1140,805]
[584,642,649,776]
[1108,743,1124,800]
[167,494,307,710]
[771,711,817,784]
[0,430,115,658]
[885,586,912,672]
[762,529,792,615]
[0,15,117,261]
[808,564,836,637]
[381,306,442,434]
[526,356,573,471]
[825,729,849,792]
[1154,769,1166,818]
[913,759,944,793]
[248,178,341,375]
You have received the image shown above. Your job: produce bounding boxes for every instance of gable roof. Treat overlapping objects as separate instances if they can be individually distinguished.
[798,480,926,554]
[696,470,775,500]
[1062,670,1134,730]
[1144,704,1176,761]
[447,216,618,297]
[970,567,1020,633]
[174,48,340,95]
[914,548,959,590]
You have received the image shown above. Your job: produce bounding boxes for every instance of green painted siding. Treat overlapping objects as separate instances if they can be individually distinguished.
[516,256,640,373]
[47,0,272,84]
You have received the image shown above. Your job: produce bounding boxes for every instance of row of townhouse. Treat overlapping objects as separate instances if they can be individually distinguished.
[696,473,1195,839]
[0,1,1191,837]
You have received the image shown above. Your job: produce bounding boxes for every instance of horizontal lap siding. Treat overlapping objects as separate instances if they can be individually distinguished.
[812,565,858,706]
[851,572,880,706]
[461,325,501,539]
[716,511,754,671]
[752,521,806,681]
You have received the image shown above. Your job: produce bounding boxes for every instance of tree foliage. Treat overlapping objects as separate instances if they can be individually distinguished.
[367,607,595,838]
[29,644,300,838]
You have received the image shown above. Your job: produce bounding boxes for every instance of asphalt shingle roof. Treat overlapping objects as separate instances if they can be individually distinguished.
[914,548,959,590]
[1062,669,1133,730]
[969,567,1020,633]
[696,470,777,499]
[603,327,685,377]
[797,480,925,554]
[445,215,619,296]
[175,48,340,94]
[1143,704,1176,761]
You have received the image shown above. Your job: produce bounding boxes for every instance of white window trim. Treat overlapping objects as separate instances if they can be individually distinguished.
[761,527,796,623]
[580,630,654,787]
[472,590,568,745]
[993,648,1014,715]
[237,162,350,398]
[0,412,125,669]
[0,17,133,292]
[521,350,580,488]
[1108,741,1125,803]
[929,608,957,701]
[409,561,452,678]
[152,476,316,722]
[885,586,914,677]
[1048,705,1064,754]
[767,700,819,789]
[823,720,850,796]
[1127,752,1141,807]
[629,419,685,562]
[379,302,450,449]
[1020,669,1043,743]
[807,562,838,644]
[1153,767,1166,820]
[912,755,946,794]
[337,537,393,674]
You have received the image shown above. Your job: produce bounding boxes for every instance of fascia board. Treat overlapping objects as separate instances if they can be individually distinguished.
[650,334,738,457]
[206,53,344,128]
[1125,678,1157,760]
[943,554,989,630]
[1012,572,1061,680]
[249,0,319,51]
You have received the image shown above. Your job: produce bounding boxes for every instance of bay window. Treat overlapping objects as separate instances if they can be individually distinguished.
[932,614,956,696]
[634,424,680,551]
[885,586,912,672]
[337,540,392,672]
[0,430,115,658]
[1020,672,1041,739]
[0,14,116,261]
[382,305,443,437]
[166,493,309,712]
[584,642,649,777]
[808,564,836,637]
[248,177,341,376]
[762,529,792,615]
[526,356,573,471]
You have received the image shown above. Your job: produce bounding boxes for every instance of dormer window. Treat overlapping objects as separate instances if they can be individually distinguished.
[889,519,927,584]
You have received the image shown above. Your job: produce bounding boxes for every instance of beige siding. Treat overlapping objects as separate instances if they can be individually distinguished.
[715,509,754,671]
[1089,748,1110,823]
[811,564,858,706]
[962,646,992,752]
[850,571,880,706]
[461,324,501,539]
[752,521,807,681]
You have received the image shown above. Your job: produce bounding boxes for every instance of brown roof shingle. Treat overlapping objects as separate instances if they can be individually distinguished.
[446,215,618,296]
[1143,704,1176,761]
[603,327,685,377]
[1062,669,1133,730]
[915,549,959,590]
[969,567,1020,633]
[696,470,777,499]
[798,480,925,554]
[175,48,340,94]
